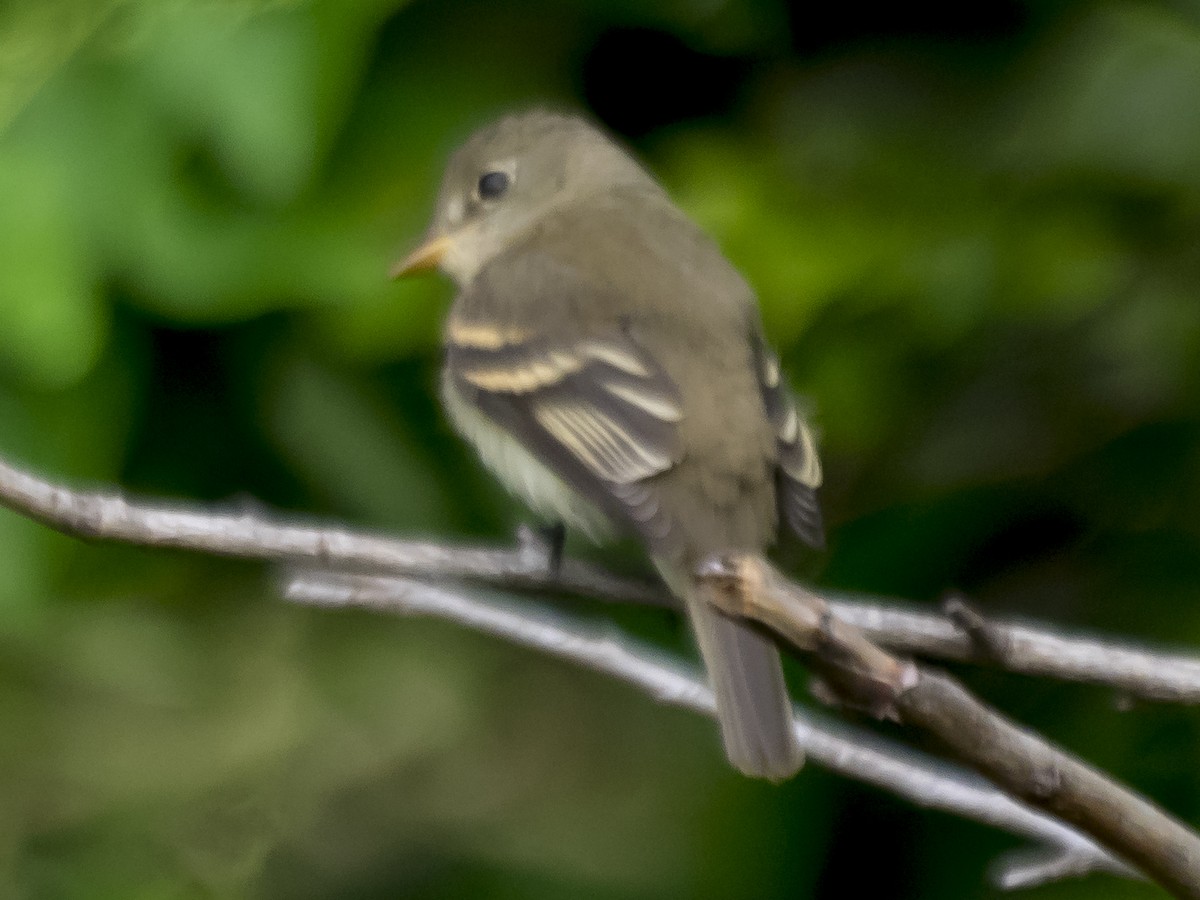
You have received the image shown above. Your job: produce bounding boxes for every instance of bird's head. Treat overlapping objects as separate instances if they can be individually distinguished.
[393,109,658,285]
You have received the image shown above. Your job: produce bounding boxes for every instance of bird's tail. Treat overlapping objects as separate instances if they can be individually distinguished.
[662,562,803,780]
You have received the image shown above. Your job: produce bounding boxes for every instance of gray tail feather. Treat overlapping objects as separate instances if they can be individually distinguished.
[684,584,804,781]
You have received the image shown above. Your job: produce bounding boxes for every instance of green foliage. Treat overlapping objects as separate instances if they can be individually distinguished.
[1,0,1198,896]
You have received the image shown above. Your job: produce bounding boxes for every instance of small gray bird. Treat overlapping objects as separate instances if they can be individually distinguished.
[395,109,823,780]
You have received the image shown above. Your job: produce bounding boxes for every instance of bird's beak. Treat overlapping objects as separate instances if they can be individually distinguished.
[390,233,453,279]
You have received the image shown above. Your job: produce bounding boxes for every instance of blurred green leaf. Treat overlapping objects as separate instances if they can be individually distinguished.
[0,148,105,387]
[261,349,454,528]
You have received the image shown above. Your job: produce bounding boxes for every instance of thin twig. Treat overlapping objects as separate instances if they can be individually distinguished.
[283,569,1132,888]
[699,556,1200,898]
[993,847,1110,890]
[0,454,1173,888]
[828,594,1200,704]
[2,456,1199,702]
[0,458,661,605]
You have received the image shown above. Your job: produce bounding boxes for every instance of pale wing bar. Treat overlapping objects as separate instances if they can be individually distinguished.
[447,324,684,550]
[753,337,825,549]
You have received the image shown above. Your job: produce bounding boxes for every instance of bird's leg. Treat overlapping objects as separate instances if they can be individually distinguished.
[540,521,567,577]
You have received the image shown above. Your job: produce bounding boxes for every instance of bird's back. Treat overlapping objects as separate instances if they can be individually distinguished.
[487,189,780,564]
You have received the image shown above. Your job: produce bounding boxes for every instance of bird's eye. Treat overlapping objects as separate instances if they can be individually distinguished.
[478,170,510,199]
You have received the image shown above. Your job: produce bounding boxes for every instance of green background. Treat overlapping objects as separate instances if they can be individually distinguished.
[1,0,1198,896]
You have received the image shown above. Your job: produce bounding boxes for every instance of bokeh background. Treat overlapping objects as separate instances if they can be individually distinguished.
[1,0,1199,896]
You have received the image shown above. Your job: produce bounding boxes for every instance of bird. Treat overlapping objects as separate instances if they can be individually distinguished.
[393,109,823,780]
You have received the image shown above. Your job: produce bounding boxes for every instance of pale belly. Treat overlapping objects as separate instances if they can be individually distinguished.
[441,372,615,541]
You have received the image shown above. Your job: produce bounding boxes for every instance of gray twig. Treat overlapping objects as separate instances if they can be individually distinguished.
[827,593,1200,703]
[0,457,662,606]
[284,569,1132,888]
[0,454,1195,890]
[699,555,1200,898]
[3,457,1198,702]
[993,846,1121,891]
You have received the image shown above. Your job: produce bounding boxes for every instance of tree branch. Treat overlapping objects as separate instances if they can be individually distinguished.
[0,454,1194,889]
[829,592,1200,704]
[3,456,1199,703]
[0,458,660,605]
[992,845,1117,891]
[283,569,1132,888]
[698,555,1200,897]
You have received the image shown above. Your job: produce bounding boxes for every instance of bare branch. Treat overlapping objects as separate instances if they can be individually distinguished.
[1,454,1197,887]
[3,456,1200,703]
[0,458,661,606]
[699,556,1200,898]
[283,569,1132,888]
[829,593,1200,704]
[991,846,1115,891]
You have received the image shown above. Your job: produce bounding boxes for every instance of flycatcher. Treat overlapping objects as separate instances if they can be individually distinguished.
[394,109,823,780]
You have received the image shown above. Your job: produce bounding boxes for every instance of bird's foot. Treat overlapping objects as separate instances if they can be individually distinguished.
[516,521,567,579]
[540,521,566,577]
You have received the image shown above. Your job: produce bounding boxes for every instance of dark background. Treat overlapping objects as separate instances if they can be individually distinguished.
[1,0,1198,896]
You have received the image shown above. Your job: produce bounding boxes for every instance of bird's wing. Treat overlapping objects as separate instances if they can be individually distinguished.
[445,297,684,550]
[751,335,825,549]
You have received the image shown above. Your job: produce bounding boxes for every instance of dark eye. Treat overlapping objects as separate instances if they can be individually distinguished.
[478,170,510,199]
